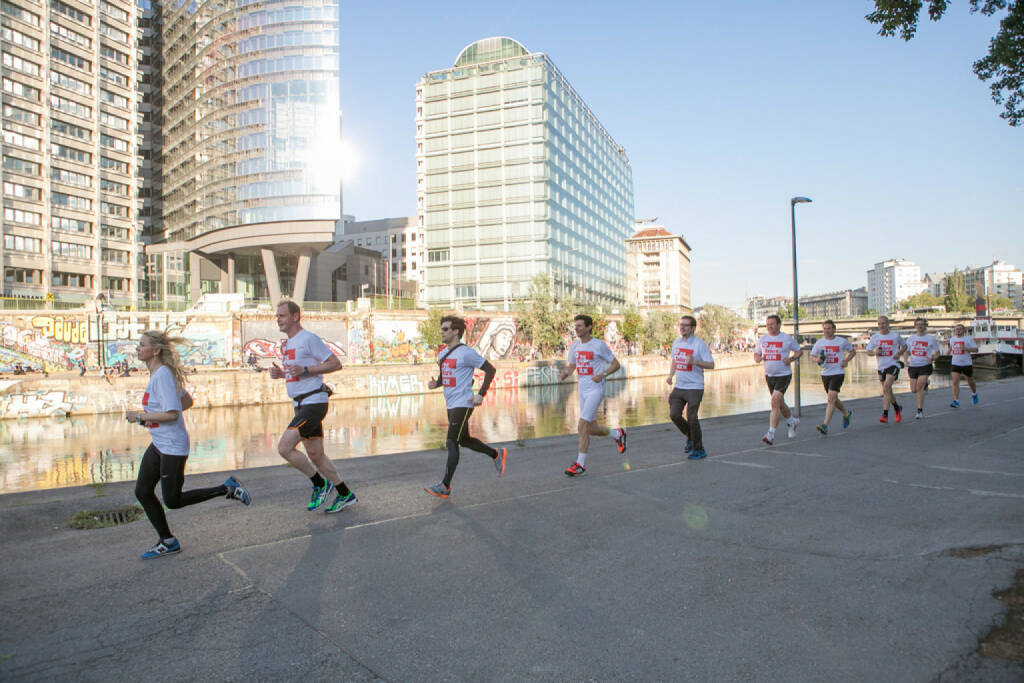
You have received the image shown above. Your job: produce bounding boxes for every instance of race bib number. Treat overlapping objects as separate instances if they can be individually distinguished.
[911,341,928,357]
[141,392,157,428]
[674,348,693,372]
[952,341,964,355]
[824,345,840,364]
[441,358,457,387]
[877,340,893,357]
[762,341,782,362]
[577,350,594,376]
[284,348,298,382]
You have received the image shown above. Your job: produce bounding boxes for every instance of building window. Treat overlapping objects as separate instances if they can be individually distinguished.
[428,248,449,262]
[455,285,476,299]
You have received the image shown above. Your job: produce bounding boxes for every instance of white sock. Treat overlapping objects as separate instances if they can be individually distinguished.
[768,427,776,435]
[787,416,797,426]
[608,428,621,442]
[577,453,587,466]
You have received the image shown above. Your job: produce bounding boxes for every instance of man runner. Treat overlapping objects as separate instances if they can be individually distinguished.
[903,317,940,419]
[424,315,506,499]
[948,322,979,408]
[270,301,356,513]
[560,314,626,476]
[865,315,907,424]
[754,314,802,445]
[666,315,715,460]
[808,319,855,435]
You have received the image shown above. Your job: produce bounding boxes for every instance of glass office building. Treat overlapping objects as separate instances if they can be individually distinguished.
[143,0,341,304]
[416,37,634,310]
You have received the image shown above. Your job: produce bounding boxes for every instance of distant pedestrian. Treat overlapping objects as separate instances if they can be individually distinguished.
[902,318,940,419]
[865,315,907,424]
[754,314,802,445]
[560,314,626,476]
[948,322,979,407]
[270,301,356,513]
[809,320,856,435]
[128,330,250,560]
[423,315,505,499]
[666,315,715,460]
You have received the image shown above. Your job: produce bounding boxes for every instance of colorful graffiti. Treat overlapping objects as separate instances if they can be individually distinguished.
[372,319,432,363]
[242,338,346,361]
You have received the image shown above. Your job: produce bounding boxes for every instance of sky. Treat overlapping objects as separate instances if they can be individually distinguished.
[339,1,1022,310]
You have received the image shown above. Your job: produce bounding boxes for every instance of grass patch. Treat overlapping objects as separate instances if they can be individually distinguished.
[68,505,144,530]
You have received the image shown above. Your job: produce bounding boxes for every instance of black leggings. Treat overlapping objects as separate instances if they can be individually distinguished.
[135,443,226,540]
[443,407,497,487]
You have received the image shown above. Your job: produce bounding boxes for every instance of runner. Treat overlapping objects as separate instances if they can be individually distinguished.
[948,322,979,408]
[665,315,715,460]
[808,319,856,435]
[902,317,940,419]
[129,330,250,560]
[423,315,506,499]
[560,314,626,476]
[753,314,802,445]
[269,301,356,513]
[865,315,907,423]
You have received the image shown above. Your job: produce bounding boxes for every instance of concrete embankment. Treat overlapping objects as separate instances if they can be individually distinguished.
[0,353,757,419]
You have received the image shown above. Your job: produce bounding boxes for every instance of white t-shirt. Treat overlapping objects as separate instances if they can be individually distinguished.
[757,333,800,377]
[438,343,486,409]
[905,334,939,367]
[282,328,334,405]
[810,336,854,377]
[143,364,189,456]
[568,338,616,394]
[866,332,905,371]
[671,335,714,390]
[949,334,978,367]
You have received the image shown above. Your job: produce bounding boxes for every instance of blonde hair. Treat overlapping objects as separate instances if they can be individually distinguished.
[141,329,190,391]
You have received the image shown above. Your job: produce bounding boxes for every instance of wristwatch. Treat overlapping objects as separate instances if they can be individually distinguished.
[137,414,145,425]
[302,366,308,376]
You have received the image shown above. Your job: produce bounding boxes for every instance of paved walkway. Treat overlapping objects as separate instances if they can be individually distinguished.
[1,379,1023,681]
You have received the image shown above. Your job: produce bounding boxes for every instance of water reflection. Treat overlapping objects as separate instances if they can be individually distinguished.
[0,355,979,494]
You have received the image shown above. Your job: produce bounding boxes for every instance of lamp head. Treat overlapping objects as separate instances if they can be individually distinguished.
[791,196,812,205]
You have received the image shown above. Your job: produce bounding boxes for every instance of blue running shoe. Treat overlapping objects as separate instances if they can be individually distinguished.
[688,449,707,460]
[842,410,852,429]
[684,439,692,455]
[325,491,357,514]
[141,538,180,560]
[972,393,979,405]
[950,400,960,408]
[224,476,251,505]
[308,481,334,511]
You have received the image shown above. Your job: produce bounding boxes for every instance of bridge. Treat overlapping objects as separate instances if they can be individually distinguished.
[764,313,1024,339]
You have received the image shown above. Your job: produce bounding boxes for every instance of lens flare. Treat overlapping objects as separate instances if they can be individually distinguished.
[621,459,631,471]
[683,503,708,531]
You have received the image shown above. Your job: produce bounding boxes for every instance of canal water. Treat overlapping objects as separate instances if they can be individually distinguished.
[0,355,973,493]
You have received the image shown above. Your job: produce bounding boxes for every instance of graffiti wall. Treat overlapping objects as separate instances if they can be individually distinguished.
[241,319,348,363]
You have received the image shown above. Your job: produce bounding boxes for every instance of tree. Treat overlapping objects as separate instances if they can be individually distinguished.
[944,268,973,312]
[866,1,1024,126]
[417,309,443,349]
[643,311,678,353]
[514,274,572,357]
[896,291,944,310]
[776,302,809,320]
[698,304,751,346]
[620,307,644,346]
[990,294,1015,309]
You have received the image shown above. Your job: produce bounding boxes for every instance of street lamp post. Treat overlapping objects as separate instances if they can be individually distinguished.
[790,196,812,417]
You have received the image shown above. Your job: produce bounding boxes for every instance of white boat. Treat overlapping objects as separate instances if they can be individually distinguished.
[939,318,1023,371]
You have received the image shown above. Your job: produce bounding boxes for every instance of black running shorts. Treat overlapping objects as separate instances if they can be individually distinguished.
[951,364,973,378]
[821,374,845,393]
[877,366,900,382]
[288,402,328,439]
[765,374,792,395]
[907,364,934,379]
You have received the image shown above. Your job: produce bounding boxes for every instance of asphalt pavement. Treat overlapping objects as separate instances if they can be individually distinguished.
[1,377,1023,681]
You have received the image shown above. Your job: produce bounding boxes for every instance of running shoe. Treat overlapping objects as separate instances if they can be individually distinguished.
[141,538,180,560]
[688,449,707,460]
[325,491,357,514]
[972,393,979,405]
[950,400,960,408]
[761,432,774,446]
[894,404,903,423]
[879,414,888,424]
[842,410,852,429]
[494,447,507,477]
[684,439,692,455]
[224,476,251,505]
[564,462,586,477]
[614,428,628,454]
[308,481,334,511]
[915,410,923,420]
[787,417,799,439]
[424,483,451,498]
[816,424,828,436]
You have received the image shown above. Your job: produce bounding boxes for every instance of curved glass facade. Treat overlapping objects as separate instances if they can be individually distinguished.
[159,0,340,243]
[454,37,528,67]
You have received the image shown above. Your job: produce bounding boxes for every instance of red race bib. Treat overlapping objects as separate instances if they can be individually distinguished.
[441,358,457,387]
[577,350,594,375]
[674,348,693,371]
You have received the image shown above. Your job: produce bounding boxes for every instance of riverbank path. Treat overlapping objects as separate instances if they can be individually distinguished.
[1,378,1022,681]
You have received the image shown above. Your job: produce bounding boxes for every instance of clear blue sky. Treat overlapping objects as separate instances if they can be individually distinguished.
[339,1,1022,310]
